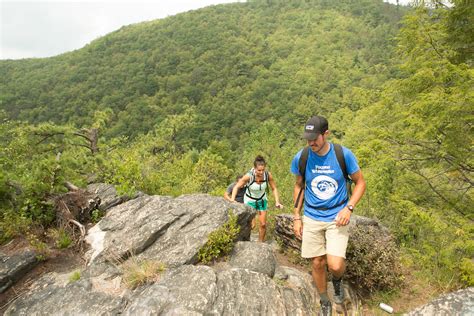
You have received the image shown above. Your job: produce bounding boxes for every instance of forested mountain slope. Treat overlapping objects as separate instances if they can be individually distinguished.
[0,0,406,146]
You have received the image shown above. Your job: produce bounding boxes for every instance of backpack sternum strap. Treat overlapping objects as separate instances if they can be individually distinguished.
[246,169,269,200]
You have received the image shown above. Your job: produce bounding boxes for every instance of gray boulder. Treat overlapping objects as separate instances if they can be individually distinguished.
[406,287,474,315]
[4,271,126,315]
[85,194,255,267]
[0,250,38,293]
[124,265,217,315]
[229,241,276,277]
[124,262,318,315]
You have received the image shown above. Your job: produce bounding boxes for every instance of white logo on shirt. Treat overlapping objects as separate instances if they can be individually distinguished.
[311,175,338,200]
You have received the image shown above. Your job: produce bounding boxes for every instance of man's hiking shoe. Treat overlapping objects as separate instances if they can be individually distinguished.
[320,300,332,316]
[332,278,344,304]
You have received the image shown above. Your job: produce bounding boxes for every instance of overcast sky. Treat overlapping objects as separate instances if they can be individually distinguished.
[1,0,410,60]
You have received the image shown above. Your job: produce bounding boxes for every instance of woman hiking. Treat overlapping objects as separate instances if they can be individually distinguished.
[231,155,283,242]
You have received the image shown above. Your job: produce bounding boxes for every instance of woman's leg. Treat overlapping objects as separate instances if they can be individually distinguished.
[258,211,267,242]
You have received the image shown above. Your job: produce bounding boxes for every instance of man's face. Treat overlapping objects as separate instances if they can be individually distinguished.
[307,132,327,153]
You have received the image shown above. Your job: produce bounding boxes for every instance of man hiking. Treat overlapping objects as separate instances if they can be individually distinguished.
[224,175,245,203]
[291,115,366,316]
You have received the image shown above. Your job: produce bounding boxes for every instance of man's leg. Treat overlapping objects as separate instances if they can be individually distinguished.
[312,255,328,294]
[312,255,332,316]
[327,255,345,278]
[326,222,350,305]
[302,218,332,315]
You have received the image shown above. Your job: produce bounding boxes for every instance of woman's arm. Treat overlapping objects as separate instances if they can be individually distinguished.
[231,175,250,201]
[268,172,283,209]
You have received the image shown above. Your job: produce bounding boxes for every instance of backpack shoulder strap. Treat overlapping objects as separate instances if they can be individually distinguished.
[247,168,256,186]
[264,170,270,192]
[294,147,309,208]
[298,147,310,182]
[333,143,348,181]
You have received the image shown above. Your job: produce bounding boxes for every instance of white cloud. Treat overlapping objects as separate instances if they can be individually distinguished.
[0,1,241,59]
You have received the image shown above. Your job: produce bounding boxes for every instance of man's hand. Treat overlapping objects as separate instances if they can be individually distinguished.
[275,203,283,209]
[335,207,352,227]
[293,218,303,239]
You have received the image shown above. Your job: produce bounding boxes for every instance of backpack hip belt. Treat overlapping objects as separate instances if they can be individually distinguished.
[304,197,348,211]
[245,192,266,201]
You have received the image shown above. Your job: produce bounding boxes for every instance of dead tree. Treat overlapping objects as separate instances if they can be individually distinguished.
[53,182,100,239]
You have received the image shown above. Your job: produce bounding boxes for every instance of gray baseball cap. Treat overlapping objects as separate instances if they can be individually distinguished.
[302,116,328,140]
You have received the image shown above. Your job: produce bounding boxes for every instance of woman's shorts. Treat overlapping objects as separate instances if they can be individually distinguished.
[301,215,350,258]
[246,199,268,211]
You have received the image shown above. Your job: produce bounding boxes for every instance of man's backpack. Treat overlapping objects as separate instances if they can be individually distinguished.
[294,143,352,208]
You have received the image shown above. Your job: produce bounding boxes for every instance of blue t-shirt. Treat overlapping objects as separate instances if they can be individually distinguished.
[290,144,360,222]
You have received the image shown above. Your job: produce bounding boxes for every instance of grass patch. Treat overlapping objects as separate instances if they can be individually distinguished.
[69,270,81,282]
[47,228,73,249]
[122,258,166,289]
[26,232,49,260]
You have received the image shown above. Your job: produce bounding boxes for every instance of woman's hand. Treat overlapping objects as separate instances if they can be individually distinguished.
[275,203,283,209]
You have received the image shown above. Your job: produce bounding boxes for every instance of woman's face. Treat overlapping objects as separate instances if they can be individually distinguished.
[254,164,266,177]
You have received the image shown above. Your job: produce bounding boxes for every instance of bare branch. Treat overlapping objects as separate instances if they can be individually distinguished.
[64,182,79,192]
[410,168,467,217]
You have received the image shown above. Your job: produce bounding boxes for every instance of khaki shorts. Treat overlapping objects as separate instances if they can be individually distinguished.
[301,216,350,258]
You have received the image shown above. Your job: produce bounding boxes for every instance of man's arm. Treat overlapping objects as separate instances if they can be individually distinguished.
[335,170,366,226]
[293,175,304,239]
[224,185,233,201]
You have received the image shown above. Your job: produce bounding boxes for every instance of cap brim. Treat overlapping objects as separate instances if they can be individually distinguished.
[302,131,319,140]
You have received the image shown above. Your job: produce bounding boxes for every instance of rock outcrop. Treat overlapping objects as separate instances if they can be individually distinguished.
[407,287,474,315]
[0,250,38,293]
[7,192,345,315]
[87,183,130,212]
[85,194,254,266]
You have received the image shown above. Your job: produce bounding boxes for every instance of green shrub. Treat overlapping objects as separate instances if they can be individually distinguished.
[91,209,105,223]
[0,210,31,244]
[460,258,474,286]
[198,211,240,264]
[346,224,403,294]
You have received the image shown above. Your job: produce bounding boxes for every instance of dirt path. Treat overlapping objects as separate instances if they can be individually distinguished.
[0,238,85,314]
